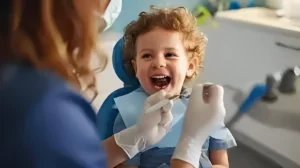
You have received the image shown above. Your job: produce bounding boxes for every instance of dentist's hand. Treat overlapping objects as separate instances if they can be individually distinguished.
[114,90,173,158]
[172,84,226,168]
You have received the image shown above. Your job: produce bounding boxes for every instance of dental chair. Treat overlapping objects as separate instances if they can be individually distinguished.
[97,37,140,140]
[96,37,270,141]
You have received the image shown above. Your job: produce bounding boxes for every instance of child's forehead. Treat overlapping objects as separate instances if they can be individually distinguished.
[136,28,184,48]
[139,28,182,37]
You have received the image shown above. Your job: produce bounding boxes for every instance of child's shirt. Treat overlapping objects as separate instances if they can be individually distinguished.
[113,87,237,168]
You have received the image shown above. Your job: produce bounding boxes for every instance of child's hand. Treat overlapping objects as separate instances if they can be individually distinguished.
[114,90,174,159]
[172,83,226,168]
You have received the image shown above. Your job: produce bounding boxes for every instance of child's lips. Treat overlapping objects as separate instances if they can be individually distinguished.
[150,75,171,89]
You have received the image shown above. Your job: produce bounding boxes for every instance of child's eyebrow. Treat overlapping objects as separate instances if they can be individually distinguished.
[138,47,178,53]
[164,47,178,51]
[165,47,176,50]
[139,48,153,53]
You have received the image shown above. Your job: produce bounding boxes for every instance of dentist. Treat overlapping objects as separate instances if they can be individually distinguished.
[0,1,226,168]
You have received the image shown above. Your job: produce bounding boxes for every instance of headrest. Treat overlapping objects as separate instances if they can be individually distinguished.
[112,37,140,88]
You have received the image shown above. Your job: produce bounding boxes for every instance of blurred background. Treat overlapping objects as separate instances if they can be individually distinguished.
[93,0,300,168]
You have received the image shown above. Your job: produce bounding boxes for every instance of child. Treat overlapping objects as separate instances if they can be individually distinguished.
[112,6,236,168]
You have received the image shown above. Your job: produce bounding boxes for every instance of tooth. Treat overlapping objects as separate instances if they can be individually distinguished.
[152,76,166,79]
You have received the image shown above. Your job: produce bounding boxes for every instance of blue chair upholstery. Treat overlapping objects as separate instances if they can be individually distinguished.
[97,37,140,140]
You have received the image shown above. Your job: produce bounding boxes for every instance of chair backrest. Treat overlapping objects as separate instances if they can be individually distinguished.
[97,37,140,140]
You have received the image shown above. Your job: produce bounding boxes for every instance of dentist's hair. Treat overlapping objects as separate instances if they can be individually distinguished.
[123,6,207,79]
[0,0,107,92]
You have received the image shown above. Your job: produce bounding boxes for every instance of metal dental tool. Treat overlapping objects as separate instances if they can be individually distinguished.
[145,95,180,114]
[145,85,212,114]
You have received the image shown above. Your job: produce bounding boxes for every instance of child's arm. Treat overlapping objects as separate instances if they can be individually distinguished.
[208,127,237,168]
[115,164,138,168]
[171,159,196,168]
[210,149,229,168]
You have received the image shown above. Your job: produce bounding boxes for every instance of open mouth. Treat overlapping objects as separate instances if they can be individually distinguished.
[151,75,171,89]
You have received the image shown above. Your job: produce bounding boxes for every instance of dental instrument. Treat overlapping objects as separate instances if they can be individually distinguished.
[145,95,180,114]
[145,85,212,114]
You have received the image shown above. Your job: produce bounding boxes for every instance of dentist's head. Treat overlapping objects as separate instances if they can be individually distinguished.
[0,1,130,168]
[0,0,121,93]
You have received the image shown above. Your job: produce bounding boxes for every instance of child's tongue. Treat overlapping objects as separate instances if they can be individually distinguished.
[152,77,170,89]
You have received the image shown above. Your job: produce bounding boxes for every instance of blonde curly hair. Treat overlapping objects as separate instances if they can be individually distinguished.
[123,6,207,80]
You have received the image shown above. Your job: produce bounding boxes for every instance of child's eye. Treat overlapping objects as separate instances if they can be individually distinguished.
[142,54,152,59]
[165,53,176,57]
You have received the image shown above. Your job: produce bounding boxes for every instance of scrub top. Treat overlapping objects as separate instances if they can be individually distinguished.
[0,61,107,168]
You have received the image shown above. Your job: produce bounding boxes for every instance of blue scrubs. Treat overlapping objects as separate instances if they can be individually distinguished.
[0,62,107,168]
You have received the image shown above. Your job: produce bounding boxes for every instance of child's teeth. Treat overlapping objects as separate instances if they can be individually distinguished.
[152,76,166,79]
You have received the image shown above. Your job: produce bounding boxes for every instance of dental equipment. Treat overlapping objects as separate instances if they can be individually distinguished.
[145,95,180,114]
[227,65,300,128]
[145,85,213,114]
[145,65,300,128]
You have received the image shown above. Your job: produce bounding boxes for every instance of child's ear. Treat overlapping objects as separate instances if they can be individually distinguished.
[186,57,199,78]
[131,60,137,74]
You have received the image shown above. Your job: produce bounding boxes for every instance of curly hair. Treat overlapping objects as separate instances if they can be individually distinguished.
[123,6,207,79]
[0,0,107,95]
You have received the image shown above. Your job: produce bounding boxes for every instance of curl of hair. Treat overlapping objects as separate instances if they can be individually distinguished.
[0,0,107,93]
[123,6,207,80]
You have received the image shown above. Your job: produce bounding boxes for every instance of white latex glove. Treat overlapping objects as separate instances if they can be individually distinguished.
[114,90,174,158]
[172,84,226,168]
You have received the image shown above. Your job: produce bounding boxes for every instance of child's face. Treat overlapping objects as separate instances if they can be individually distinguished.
[132,28,198,96]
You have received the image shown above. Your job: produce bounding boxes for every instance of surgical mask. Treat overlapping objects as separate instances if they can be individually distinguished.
[102,0,122,31]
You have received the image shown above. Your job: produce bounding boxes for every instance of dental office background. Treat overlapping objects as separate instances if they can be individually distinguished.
[96,0,300,168]
[110,0,263,32]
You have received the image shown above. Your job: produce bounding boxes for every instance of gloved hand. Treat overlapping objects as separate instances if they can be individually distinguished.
[172,84,226,168]
[114,90,174,158]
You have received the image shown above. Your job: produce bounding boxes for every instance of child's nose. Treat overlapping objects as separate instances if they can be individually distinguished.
[152,56,166,68]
